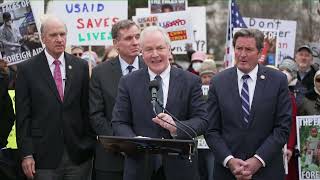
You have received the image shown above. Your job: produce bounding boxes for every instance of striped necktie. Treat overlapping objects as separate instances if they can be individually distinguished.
[241,74,250,124]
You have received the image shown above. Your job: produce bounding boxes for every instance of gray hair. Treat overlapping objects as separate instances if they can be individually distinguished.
[232,28,264,52]
[140,26,171,47]
[40,14,67,35]
[111,20,139,40]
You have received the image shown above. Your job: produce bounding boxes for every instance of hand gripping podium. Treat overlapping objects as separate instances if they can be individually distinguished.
[98,135,197,158]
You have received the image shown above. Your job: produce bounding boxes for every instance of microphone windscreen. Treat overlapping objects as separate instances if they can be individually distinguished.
[149,80,159,91]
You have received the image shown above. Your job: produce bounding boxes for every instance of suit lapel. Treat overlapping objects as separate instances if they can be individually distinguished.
[37,52,62,102]
[63,54,74,102]
[249,65,267,127]
[166,68,180,111]
[111,56,123,83]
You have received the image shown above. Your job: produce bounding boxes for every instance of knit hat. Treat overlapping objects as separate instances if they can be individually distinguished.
[191,51,206,62]
[278,57,298,80]
[199,59,217,76]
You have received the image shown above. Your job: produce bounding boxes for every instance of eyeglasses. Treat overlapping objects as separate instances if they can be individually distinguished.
[316,79,320,83]
[72,53,83,57]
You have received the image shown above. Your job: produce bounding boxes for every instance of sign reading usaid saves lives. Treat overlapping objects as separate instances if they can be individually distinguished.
[47,1,128,46]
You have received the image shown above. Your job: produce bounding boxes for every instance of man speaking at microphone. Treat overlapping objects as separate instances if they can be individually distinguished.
[111,26,208,180]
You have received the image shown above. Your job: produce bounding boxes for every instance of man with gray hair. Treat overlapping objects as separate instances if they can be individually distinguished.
[205,28,291,179]
[16,15,94,179]
[89,19,145,180]
[111,26,208,180]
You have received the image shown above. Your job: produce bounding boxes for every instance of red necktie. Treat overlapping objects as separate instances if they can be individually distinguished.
[53,60,63,101]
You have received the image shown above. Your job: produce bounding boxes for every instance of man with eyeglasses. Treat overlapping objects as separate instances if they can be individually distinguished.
[89,19,145,180]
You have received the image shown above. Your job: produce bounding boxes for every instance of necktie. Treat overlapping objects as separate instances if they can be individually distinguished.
[53,60,63,101]
[154,75,163,114]
[127,65,134,74]
[241,75,250,124]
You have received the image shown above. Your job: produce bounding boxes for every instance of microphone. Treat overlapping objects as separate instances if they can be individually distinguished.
[149,80,159,113]
[156,100,198,139]
[148,81,196,140]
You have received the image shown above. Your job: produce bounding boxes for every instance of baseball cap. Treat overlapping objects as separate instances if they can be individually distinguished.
[297,45,312,54]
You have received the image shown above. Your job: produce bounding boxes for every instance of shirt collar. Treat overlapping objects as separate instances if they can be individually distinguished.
[237,64,258,82]
[119,55,139,70]
[44,49,65,66]
[148,64,171,81]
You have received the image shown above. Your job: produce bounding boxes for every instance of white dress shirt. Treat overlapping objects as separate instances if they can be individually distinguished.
[148,65,171,108]
[119,55,139,76]
[223,65,266,168]
[45,49,66,92]
[237,65,258,109]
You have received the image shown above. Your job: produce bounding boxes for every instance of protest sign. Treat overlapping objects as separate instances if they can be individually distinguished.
[243,17,297,64]
[297,115,320,180]
[0,0,43,65]
[133,10,193,54]
[149,0,187,14]
[135,6,206,54]
[47,1,128,46]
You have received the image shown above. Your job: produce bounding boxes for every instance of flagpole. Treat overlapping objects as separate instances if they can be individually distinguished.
[224,0,232,67]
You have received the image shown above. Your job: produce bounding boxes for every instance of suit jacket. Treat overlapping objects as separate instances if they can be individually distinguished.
[205,65,291,180]
[0,73,14,148]
[112,67,208,180]
[15,51,95,169]
[89,56,145,172]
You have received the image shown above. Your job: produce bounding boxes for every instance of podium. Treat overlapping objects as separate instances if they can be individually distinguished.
[99,136,198,180]
[98,135,197,157]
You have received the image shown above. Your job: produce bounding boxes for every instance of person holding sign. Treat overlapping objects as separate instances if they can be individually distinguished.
[15,15,95,179]
[205,28,291,179]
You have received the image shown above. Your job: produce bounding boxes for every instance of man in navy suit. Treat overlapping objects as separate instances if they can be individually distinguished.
[90,20,145,180]
[205,28,291,180]
[15,15,94,180]
[111,26,208,180]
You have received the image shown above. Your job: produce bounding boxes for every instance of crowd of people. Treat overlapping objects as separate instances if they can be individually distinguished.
[0,14,318,180]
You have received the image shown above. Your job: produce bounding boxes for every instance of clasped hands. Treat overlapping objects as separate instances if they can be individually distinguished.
[227,157,262,180]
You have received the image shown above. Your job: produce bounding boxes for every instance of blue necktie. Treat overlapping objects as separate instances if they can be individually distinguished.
[127,65,134,73]
[241,75,250,124]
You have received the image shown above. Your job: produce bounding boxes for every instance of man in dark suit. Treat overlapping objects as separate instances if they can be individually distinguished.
[205,28,291,180]
[89,20,144,180]
[112,26,208,180]
[0,59,14,149]
[15,15,94,179]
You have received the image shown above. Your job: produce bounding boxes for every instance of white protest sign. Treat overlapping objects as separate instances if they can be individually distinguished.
[47,1,128,46]
[135,7,207,54]
[243,17,297,64]
[133,10,193,55]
